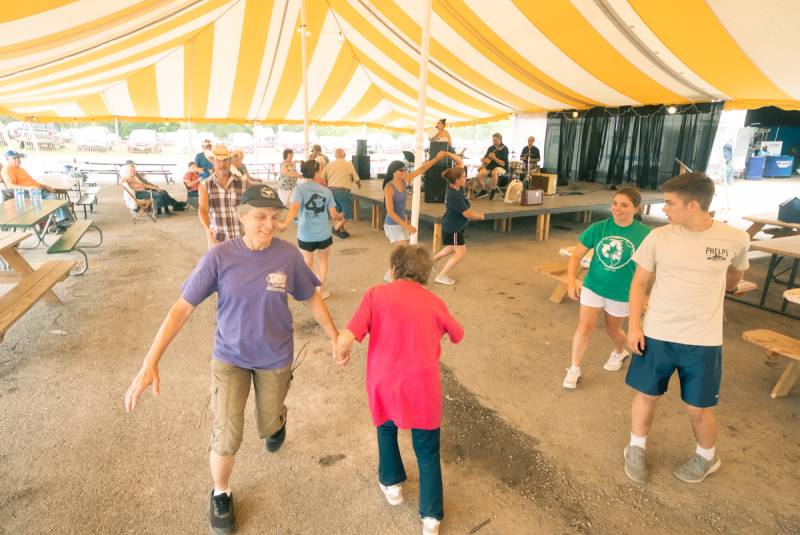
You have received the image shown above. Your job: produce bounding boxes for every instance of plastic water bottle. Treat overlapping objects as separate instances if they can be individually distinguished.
[33,189,42,208]
[14,188,25,210]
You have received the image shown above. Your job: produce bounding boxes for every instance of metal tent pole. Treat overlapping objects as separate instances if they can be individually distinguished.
[300,0,310,157]
[410,0,432,246]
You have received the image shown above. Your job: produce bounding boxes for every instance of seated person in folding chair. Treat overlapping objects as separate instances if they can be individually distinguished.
[183,161,202,208]
[121,160,185,215]
[231,150,261,184]
[3,150,74,228]
[474,133,508,201]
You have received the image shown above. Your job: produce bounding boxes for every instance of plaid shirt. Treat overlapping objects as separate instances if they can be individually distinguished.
[203,172,246,242]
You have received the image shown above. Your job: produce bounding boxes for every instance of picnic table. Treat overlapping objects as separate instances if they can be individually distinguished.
[0,231,75,342]
[729,235,800,319]
[0,198,67,248]
[743,213,800,239]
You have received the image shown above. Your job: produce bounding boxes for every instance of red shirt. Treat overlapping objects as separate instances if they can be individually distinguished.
[183,171,201,192]
[347,279,463,430]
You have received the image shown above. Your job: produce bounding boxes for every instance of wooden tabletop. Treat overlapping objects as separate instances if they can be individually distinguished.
[0,231,31,252]
[749,235,800,258]
[0,199,66,227]
[743,213,800,230]
[352,180,663,222]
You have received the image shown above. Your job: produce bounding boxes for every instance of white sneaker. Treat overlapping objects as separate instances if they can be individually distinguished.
[434,274,456,285]
[603,350,629,371]
[379,483,403,505]
[562,367,581,389]
[383,272,393,283]
[422,517,440,535]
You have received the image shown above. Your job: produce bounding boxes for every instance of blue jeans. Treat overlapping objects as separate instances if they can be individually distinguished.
[377,421,443,520]
[41,191,72,223]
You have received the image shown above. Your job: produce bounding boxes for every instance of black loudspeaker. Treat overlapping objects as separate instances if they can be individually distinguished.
[778,197,800,223]
[356,139,367,156]
[424,167,447,203]
[429,141,451,164]
[352,155,370,180]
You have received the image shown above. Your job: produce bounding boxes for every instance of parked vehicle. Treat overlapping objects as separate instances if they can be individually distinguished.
[15,122,65,150]
[254,127,276,148]
[226,132,255,153]
[127,129,161,153]
[174,129,201,153]
[75,126,113,152]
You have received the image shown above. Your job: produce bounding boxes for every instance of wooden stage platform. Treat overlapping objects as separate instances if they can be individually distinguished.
[349,181,663,251]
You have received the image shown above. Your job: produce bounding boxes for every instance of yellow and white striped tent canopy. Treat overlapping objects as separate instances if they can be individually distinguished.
[2,0,799,132]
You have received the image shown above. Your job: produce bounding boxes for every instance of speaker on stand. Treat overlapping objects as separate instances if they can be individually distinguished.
[352,155,370,180]
[423,166,447,203]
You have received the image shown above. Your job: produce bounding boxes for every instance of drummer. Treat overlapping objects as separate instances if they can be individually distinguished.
[520,136,540,175]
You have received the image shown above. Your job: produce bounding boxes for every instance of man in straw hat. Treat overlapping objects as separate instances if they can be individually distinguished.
[198,144,249,247]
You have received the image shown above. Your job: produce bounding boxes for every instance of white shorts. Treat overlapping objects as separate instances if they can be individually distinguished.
[579,286,629,317]
[384,223,409,243]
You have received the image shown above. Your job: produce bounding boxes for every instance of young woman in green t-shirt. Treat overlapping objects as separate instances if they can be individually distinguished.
[562,188,651,389]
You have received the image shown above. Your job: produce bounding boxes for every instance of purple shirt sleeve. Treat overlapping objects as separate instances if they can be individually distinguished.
[289,246,320,301]
[181,250,219,306]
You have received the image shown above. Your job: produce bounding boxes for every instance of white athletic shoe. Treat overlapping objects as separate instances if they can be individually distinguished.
[562,367,581,389]
[383,272,393,283]
[422,517,440,535]
[434,274,456,285]
[603,350,629,372]
[379,483,403,506]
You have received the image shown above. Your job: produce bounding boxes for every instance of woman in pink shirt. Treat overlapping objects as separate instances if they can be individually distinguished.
[336,245,463,535]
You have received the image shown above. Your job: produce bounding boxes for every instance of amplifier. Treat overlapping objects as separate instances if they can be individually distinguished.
[352,155,370,180]
[423,167,447,203]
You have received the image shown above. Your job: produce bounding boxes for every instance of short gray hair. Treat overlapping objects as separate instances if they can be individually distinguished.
[390,245,433,285]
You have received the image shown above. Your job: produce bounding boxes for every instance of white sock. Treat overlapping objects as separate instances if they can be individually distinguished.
[213,488,231,497]
[696,444,716,461]
[569,365,581,373]
[629,433,647,449]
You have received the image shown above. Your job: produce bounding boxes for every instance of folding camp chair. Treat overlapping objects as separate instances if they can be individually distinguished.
[122,184,157,223]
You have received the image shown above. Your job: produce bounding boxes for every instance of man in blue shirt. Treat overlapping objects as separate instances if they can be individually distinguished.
[194,139,214,179]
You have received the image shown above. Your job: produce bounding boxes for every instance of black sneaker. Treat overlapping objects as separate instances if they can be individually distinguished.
[475,189,488,198]
[489,188,498,201]
[209,490,235,534]
[266,421,286,452]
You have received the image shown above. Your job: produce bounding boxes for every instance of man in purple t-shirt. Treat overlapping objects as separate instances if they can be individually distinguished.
[124,185,344,535]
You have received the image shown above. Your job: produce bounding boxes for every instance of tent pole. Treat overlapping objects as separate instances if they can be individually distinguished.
[26,119,41,154]
[253,120,259,169]
[410,0,432,246]
[300,0,309,157]
[472,121,479,166]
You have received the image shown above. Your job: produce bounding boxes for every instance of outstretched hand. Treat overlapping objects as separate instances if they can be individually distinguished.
[124,365,160,412]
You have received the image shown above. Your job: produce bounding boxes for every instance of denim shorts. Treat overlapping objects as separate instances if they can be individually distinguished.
[384,223,409,243]
[625,336,722,408]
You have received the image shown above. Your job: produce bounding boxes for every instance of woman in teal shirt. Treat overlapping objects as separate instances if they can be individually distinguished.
[563,188,651,389]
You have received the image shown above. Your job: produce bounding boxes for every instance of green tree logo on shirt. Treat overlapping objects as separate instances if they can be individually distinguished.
[596,236,636,271]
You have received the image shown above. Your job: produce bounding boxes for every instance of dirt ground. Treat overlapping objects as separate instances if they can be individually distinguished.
[0,178,798,535]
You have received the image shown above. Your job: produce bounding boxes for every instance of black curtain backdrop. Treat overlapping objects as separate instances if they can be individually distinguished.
[544,102,723,189]
[673,103,723,176]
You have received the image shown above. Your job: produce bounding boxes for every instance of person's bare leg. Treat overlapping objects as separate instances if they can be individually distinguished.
[603,313,627,354]
[439,245,466,277]
[631,392,659,438]
[300,249,314,272]
[685,404,717,449]
[570,305,600,368]
[489,169,501,190]
[316,247,330,287]
[433,245,454,263]
[210,452,235,492]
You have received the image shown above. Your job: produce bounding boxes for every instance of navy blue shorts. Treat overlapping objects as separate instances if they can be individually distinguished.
[625,336,722,408]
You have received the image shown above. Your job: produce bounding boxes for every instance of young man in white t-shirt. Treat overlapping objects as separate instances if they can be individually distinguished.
[624,173,749,484]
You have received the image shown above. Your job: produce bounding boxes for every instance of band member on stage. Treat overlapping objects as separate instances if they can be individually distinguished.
[520,136,541,175]
[429,119,452,147]
[474,133,508,201]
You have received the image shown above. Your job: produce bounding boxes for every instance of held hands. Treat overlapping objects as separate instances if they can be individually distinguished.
[124,365,160,412]
[334,335,351,366]
[627,326,646,355]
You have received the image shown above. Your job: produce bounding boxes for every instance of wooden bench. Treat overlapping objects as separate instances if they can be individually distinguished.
[75,188,99,219]
[47,219,103,275]
[534,261,584,303]
[742,329,800,399]
[0,260,75,342]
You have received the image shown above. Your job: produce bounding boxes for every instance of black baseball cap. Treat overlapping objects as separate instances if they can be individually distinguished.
[240,184,285,209]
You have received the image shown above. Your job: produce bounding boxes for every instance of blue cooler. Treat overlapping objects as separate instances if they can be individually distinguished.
[746,156,766,180]
[764,155,794,177]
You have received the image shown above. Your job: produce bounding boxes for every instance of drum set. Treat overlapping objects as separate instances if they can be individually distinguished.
[508,157,541,185]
